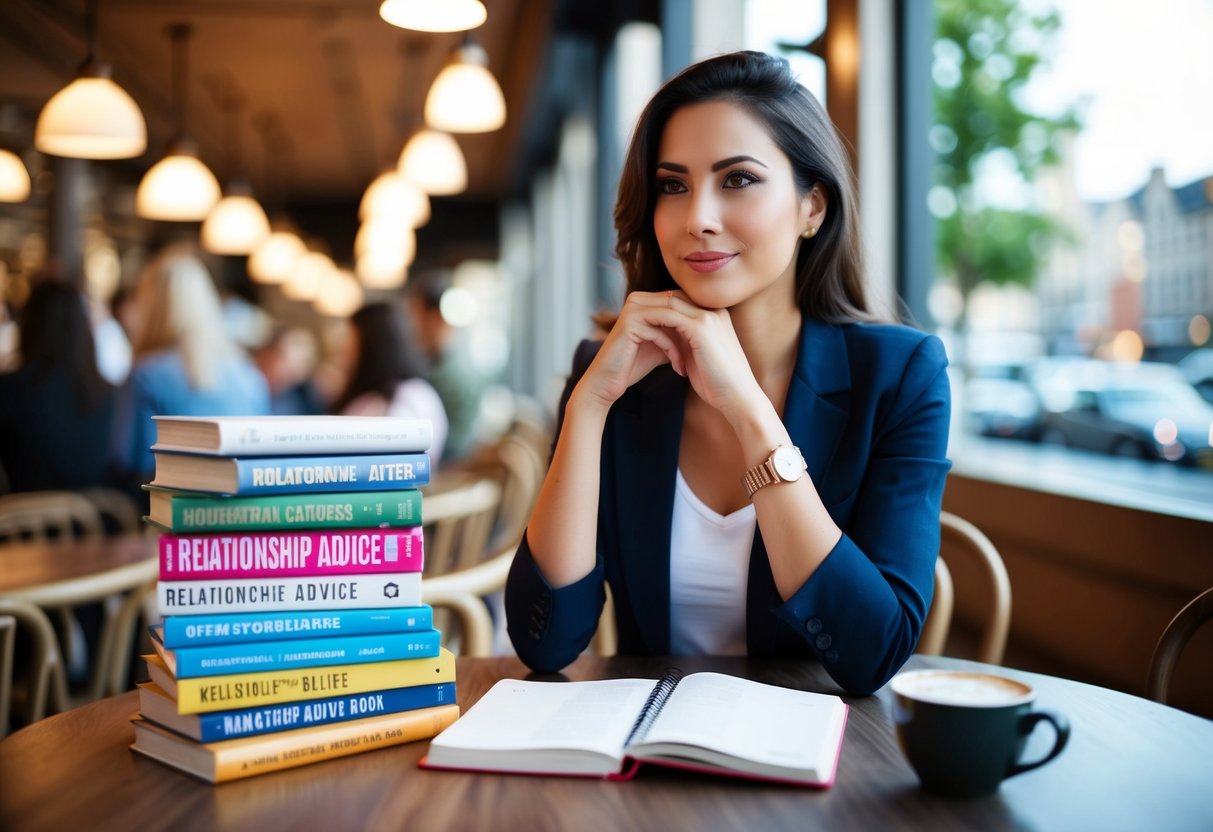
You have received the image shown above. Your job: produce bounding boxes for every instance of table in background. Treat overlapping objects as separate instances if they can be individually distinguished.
[2,654,1212,831]
[0,533,157,605]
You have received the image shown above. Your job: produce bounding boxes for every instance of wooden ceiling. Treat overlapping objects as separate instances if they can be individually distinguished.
[0,0,554,205]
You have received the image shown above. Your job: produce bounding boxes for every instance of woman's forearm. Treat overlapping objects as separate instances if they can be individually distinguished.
[524,386,611,588]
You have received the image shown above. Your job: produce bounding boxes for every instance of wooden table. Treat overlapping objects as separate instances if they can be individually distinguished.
[0,534,158,605]
[2,653,1211,831]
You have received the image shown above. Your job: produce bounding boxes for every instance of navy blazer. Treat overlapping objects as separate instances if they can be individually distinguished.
[506,317,951,695]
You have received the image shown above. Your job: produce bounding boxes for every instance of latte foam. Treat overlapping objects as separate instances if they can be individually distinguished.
[892,670,1032,707]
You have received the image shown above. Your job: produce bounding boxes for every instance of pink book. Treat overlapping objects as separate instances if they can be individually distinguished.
[158,527,424,580]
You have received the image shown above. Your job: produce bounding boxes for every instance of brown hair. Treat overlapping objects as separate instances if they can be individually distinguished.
[613,50,877,323]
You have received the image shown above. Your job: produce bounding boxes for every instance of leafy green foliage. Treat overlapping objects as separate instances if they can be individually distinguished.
[933,0,1080,307]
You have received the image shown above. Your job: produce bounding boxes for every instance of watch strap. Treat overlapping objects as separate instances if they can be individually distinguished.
[741,458,777,498]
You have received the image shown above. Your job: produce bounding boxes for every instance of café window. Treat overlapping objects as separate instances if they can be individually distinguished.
[929,0,1213,480]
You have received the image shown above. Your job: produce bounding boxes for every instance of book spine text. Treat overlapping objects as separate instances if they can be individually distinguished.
[174,649,456,713]
[234,453,431,495]
[191,682,457,742]
[160,489,422,532]
[160,606,434,647]
[156,573,422,615]
[169,629,443,677]
[159,527,423,579]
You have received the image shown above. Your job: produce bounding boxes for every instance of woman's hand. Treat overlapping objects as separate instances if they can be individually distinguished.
[576,290,764,426]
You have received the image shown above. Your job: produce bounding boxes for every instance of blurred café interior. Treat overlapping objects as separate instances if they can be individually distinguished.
[0,0,1209,733]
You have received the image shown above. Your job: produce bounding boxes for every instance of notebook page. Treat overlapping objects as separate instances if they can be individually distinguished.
[637,672,842,769]
[432,678,655,759]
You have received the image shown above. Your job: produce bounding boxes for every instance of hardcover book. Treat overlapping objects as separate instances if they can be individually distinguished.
[137,680,457,742]
[131,704,460,783]
[145,487,423,533]
[157,527,424,580]
[144,647,457,713]
[150,452,431,496]
[159,606,434,648]
[149,626,443,677]
[422,670,849,787]
[151,414,432,456]
[156,572,422,615]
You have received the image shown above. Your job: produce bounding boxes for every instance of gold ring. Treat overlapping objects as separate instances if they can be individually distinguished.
[665,289,673,308]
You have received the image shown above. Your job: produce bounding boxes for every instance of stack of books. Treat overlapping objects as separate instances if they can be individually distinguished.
[128,415,460,783]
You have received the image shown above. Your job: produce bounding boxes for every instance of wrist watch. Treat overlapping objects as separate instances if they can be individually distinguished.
[741,445,807,498]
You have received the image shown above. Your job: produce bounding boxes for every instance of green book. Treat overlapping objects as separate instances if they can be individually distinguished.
[144,486,422,533]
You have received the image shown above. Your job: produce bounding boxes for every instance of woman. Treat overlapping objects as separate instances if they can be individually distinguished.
[0,278,115,492]
[112,247,270,484]
[331,302,449,467]
[505,51,951,695]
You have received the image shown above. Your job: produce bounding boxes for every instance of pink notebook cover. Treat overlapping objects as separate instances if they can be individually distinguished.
[158,527,424,579]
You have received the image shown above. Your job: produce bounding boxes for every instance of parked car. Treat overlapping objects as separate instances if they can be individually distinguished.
[1178,348,1213,404]
[1035,361,1213,468]
[964,375,1042,440]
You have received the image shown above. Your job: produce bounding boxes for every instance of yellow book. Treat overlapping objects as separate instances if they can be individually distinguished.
[130,704,460,783]
[144,648,456,714]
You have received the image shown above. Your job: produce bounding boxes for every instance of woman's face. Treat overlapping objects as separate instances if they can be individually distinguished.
[652,100,824,311]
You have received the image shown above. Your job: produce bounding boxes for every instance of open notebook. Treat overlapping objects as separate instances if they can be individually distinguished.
[421,670,849,787]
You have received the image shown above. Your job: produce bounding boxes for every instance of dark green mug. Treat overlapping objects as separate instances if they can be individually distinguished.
[890,669,1070,798]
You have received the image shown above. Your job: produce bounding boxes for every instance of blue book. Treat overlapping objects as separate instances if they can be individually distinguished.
[150,628,443,678]
[150,451,431,495]
[137,680,458,742]
[160,606,434,648]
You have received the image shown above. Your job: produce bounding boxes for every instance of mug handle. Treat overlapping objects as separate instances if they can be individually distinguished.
[1007,710,1071,778]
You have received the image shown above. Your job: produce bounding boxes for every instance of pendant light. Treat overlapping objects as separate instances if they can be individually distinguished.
[397,128,467,195]
[202,92,270,254]
[35,0,146,160]
[378,0,486,33]
[314,268,364,318]
[249,228,307,284]
[359,170,430,228]
[0,150,31,202]
[424,36,506,133]
[136,24,221,221]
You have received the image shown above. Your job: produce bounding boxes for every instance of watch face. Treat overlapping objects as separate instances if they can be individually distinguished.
[772,446,805,481]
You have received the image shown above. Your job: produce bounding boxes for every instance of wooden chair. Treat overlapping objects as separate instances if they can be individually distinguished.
[919,511,1012,665]
[0,612,13,736]
[422,541,517,657]
[0,491,105,684]
[0,598,69,733]
[421,476,504,651]
[1146,586,1213,705]
[0,491,105,542]
[79,487,143,536]
[0,492,153,704]
[423,477,503,576]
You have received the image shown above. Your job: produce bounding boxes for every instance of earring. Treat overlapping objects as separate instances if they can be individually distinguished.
[802,226,818,239]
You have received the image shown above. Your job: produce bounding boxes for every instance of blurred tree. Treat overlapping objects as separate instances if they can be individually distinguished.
[932,0,1079,332]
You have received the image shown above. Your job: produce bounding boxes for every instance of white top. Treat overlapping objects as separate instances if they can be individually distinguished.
[669,469,756,655]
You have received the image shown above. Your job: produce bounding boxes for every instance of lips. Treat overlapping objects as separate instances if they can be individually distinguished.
[683,251,737,273]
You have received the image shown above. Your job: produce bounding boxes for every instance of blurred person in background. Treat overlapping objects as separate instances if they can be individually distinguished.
[111,245,269,491]
[0,274,115,493]
[406,270,490,461]
[332,301,448,467]
[254,324,324,415]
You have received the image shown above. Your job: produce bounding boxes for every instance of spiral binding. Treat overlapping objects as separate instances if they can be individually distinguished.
[623,667,685,748]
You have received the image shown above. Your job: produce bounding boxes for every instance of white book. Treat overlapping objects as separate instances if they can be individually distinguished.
[151,415,432,456]
[157,572,422,615]
[422,671,849,787]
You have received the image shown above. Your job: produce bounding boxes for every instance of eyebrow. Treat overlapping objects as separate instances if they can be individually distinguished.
[655,155,769,174]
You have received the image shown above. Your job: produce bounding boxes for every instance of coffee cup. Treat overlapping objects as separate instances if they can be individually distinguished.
[889,669,1070,798]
